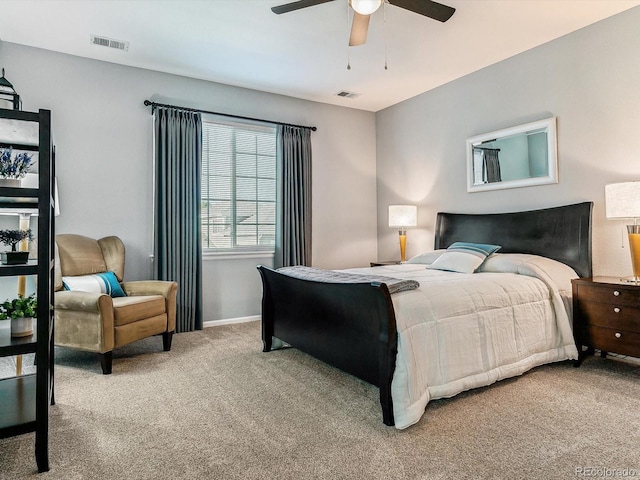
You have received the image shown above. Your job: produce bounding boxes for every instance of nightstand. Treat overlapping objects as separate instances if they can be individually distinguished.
[572,277,640,366]
[370,261,401,267]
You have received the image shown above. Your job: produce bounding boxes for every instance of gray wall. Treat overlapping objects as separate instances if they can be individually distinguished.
[376,6,640,277]
[0,42,378,321]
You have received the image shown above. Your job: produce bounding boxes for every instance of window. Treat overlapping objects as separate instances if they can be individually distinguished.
[201,120,277,251]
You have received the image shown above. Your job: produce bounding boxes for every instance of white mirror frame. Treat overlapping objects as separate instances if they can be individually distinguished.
[466,117,558,193]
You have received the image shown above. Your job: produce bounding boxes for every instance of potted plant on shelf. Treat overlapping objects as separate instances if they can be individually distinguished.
[0,293,37,337]
[0,147,34,187]
[0,228,33,265]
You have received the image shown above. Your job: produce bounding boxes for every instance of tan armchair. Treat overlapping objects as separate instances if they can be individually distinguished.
[54,234,177,374]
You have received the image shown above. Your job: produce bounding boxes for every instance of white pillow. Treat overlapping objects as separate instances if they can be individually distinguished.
[406,250,445,264]
[425,242,501,274]
[62,271,127,298]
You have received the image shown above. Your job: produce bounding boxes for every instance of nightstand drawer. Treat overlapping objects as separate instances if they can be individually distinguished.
[577,301,640,330]
[580,325,640,357]
[577,283,640,307]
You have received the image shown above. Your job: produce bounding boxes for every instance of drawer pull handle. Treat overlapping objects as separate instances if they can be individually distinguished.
[614,307,621,313]
[615,332,622,339]
[613,290,620,296]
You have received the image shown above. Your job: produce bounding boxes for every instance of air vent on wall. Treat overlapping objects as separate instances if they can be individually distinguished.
[90,35,129,51]
[335,91,360,99]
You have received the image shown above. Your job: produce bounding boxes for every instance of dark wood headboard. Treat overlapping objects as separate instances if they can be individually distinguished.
[434,202,593,278]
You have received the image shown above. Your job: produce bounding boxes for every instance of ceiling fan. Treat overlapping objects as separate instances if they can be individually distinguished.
[271,0,455,46]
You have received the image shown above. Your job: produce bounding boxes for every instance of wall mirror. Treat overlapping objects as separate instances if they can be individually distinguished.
[466,117,557,193]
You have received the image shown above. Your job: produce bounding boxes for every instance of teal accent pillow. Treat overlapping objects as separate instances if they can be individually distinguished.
[425,242,501,274]
[62,271,127,297]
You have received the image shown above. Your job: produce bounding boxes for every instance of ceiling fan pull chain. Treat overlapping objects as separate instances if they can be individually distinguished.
[384,1,388,70]
[347,0,352,70]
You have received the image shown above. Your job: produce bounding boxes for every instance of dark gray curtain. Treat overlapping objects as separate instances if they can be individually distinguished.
[482,149,502,183]
[153,107,203,332]
[275,125,312,268]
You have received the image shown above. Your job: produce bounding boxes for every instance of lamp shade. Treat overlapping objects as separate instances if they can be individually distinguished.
[350,0,382,15]
[389,205,417,228]
[605,182,640,219]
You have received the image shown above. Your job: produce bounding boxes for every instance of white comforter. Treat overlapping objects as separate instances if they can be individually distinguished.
[344,253,579,429]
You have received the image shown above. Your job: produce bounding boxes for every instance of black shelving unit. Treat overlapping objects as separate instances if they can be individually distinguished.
[0,108,55,472]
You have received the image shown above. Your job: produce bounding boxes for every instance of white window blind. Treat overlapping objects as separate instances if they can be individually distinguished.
[201,120,277,251]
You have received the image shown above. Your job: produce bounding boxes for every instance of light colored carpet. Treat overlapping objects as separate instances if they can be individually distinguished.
[1,321,639,480]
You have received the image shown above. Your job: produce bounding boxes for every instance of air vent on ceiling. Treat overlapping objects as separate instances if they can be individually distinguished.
[90,35,129,51]
[335,91,360,99]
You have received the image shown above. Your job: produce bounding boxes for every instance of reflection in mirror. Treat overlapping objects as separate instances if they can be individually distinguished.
[466,117,557,193]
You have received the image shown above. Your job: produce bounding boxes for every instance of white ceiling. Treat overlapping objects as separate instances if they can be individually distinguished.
[2,0,639,112]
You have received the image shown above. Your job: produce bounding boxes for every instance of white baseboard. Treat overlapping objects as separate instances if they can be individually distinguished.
[203,315,260,328]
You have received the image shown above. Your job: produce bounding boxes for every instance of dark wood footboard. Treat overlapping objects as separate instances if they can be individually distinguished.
[257,265,398,426]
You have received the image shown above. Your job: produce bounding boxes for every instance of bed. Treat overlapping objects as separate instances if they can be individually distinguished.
[257,202,593,429]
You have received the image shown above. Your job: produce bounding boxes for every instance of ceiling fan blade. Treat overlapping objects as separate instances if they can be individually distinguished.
[349,12,370,46]
[271,0,334,14]
[388,0,455,22]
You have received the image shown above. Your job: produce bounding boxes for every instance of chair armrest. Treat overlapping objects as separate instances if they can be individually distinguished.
[54,290,112,312]
[122,280,178,333]
[53,291,115,353]
[122,280,176,298]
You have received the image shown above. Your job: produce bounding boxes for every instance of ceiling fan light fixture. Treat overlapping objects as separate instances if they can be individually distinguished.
[350,0,382,16]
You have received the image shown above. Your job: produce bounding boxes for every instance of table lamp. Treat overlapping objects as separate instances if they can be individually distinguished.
[388,205,417,263]
[605,182,640,283]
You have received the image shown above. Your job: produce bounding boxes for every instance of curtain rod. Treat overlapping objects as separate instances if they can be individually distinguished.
[143,100,317,132]
[473,146,501,151]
